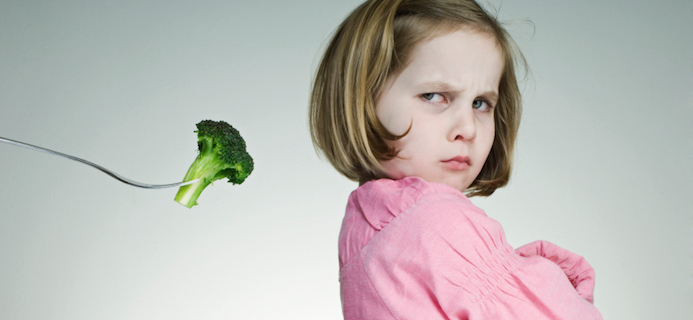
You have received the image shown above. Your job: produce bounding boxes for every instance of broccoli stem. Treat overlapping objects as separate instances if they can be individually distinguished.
[174,152,225,208]
[174,178,210,208]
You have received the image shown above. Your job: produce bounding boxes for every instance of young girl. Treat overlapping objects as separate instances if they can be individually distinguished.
[310,0,603,319]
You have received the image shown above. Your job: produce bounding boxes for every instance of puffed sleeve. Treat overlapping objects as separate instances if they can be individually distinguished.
[356,189,603,320]
[360,191,518,319]
[516,240,596,303]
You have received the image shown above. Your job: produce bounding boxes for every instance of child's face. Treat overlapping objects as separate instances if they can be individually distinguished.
[376,28,503,192]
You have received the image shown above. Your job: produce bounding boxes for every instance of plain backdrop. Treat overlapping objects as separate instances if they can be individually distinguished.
[1,0,691,319]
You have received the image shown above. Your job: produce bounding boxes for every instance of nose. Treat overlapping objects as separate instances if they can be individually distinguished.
[449,103,477,142]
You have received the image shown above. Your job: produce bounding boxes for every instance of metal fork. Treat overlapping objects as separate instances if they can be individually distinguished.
[0,136,198,189]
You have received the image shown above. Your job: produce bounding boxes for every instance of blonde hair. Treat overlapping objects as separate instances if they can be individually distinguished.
[310,0,525,196]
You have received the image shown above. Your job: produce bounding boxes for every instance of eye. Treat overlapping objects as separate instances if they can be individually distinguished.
[422,93,446,103]
[472,99,491,111]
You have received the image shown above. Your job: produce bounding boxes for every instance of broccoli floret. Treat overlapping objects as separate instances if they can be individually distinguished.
[174,120,254,208]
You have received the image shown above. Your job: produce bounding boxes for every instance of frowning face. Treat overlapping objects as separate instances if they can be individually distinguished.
[376,28,503,192]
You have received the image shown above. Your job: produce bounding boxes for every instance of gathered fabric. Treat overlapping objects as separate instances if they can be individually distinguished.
[339,177,602,320]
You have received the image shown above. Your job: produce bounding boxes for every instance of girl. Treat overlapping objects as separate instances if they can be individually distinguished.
[310,0,603,319]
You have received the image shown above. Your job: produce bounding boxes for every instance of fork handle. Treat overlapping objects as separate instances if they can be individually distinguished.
[0,136,197,189]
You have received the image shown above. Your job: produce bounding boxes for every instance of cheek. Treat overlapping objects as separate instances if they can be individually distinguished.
[478,119,496,157]
[375,89,412,136]
[378,111,411,137]
[485,124,496,147]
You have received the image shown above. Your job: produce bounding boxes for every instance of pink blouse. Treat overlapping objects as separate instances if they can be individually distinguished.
[339,177,602,319]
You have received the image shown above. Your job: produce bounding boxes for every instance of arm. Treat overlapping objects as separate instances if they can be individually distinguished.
[516,240,596,303]
[361,192,509,319]
[361,192,602,319]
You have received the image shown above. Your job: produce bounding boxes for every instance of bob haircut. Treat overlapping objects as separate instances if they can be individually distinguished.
[310,0,525,197]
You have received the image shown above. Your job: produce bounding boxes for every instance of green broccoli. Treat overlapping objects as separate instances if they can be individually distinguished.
[174,120,253,208]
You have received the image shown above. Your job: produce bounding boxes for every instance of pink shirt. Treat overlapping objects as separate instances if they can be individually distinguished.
[339,177,602,319]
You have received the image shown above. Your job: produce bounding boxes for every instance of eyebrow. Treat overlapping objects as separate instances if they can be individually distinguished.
[419,81,499,102]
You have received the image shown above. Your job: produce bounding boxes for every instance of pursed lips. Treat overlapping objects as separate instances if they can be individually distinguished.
[441,156,471,170]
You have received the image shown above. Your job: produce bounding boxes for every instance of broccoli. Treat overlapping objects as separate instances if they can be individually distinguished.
[174,120,253,208]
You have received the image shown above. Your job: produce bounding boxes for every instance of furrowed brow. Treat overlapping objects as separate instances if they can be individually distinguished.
[481,90,499,102]
[419,81,499,102]
[419,81,457,92]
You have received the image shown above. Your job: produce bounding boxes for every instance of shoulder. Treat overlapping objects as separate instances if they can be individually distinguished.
[340,177,484,268]
[362,177,468,215]
[347,176,506,262]
[348,176,479,232]
[366,180,505,261]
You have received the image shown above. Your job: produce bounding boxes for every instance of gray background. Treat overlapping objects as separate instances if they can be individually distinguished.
[1,0,691,319]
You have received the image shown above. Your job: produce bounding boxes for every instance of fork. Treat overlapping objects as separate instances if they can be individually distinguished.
[0,136,198,189]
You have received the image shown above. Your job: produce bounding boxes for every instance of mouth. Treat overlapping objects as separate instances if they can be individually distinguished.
[441,156,471,170]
